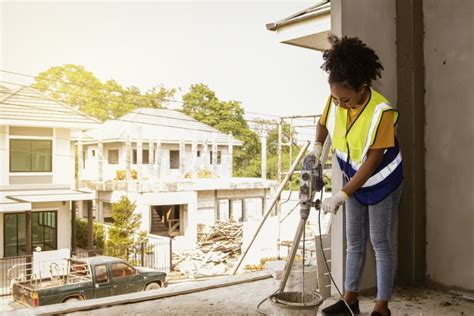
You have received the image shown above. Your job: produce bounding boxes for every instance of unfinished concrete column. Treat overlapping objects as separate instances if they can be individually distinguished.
[71,201,77,252]
[227,133,233,178]
[192,136,198,178]
[202,139,209,171]
[212,133,218,176]
[87,200,94,253]
[97,131,103,182]
[148,140,154,177]
[137,126,143,180]
[179,139,185,176]
[261,136,267,179]
[154,139,161,180]
[126,130,132,181]
[77,131,83,182]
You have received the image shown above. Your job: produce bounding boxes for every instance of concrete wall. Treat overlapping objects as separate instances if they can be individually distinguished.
[423,0,474,290]
[331,0,398,292]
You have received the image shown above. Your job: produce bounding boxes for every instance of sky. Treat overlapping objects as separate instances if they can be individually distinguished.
[0,1,329,122]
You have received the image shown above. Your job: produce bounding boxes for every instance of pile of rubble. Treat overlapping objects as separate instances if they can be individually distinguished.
[172,221,243,278]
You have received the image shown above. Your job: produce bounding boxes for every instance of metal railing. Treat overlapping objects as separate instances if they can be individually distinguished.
[0,239,171,298]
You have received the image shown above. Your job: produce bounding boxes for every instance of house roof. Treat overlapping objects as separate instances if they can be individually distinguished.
[0,86,100,129]
[266,1,330,31]
[81,108,243,146]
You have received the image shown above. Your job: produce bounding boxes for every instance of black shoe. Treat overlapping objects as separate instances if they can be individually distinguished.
[321,299,360,315]
[371,309,391,316]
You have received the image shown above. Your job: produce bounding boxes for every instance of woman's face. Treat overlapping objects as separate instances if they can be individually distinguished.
[330,83,366,109]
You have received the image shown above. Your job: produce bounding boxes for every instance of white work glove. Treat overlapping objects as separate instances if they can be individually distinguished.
[322,191,349,215]
[308,142,323,162]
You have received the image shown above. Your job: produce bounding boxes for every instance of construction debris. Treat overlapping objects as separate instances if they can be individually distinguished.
[172,221,243,278]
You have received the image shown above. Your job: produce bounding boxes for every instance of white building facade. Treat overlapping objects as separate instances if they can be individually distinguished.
[0,86,99,258]
[79,108,277,250]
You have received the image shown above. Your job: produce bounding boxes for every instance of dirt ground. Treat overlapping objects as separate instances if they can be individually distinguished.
[63,278,473,316]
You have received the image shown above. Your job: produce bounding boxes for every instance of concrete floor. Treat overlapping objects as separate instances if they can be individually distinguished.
[61,278,473,316]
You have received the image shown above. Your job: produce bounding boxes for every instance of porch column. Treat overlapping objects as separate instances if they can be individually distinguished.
[26,211,32,255]
[126,131,132,180]
[192,137,198,178]
[154,139,161,180]
[77,131,83,182]
[212,133,218,176]
[71,201,77,252]
[137,126,143,180]
[98,132,104,182]
[87,200,94,253]
[261,136,267,179]
[202,139,209,170]
[148,140,154,178]
[179,139,185,176]
[227,133,233,177]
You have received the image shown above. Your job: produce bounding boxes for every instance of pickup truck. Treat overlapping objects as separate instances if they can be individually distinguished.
[10,256,167,307]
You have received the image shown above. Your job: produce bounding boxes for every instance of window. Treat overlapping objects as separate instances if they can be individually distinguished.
[197,150,201,157]
[4,211,57,257]
[10,139,52,172]
[111,262,136,278]
[169,150,179,169]
[91,149,96,157]
[95,265,109,284]
[108,150,119,164]
[209,151,222,165]
[133,149,151,164]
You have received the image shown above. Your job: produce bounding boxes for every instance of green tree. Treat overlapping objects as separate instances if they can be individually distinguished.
[182,83,260,176]
[105,196,147,260]
[33,64,175,121]
[75,219,105,250]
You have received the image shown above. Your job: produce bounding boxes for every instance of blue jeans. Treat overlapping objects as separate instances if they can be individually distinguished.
[344,183,403,301]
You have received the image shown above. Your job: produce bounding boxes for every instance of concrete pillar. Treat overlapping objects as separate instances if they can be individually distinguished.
[154,139,161,180]
[126,131,132,181]
[261,136,267,179]
[77,131,83,181]
[227,133,233,177]
[203,139,209,170]
[26,211,32,255]
[396,0,426,285]
[97,132,103,182]
[330,0,398,293]
[179,139,185,176]
[137,126,143,180]
[87,200,94,252]
[71,201,76,252]
[192,137,198,178]
[212,134,218,176]
[148,140,154,174]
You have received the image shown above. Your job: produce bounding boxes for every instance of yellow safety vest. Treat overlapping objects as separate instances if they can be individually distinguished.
[326,88,399,168]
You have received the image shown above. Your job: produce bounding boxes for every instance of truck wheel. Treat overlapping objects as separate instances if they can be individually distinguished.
[64,297,81,303]
[145,282,161,291]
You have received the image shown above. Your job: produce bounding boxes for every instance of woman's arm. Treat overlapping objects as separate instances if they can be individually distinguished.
[342,147,384,196]
[316,121,329,144]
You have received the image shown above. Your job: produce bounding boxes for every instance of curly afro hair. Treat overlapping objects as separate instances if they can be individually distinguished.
[321,35,383,90]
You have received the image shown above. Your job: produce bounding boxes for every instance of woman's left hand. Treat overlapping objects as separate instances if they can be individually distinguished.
[322,190,349,214]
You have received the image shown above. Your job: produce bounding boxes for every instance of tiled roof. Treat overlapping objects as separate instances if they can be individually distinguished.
[82,108,243,146]
[0,86,100,129]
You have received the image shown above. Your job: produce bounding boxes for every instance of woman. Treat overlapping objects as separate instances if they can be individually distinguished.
[311,36,403,316]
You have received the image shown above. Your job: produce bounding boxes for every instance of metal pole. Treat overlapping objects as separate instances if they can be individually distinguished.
[71,201,77,252]
[232,141,310,275]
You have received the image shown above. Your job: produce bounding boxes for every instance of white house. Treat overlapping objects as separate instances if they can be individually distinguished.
[0,86,100,259]
[78,108,277,250]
